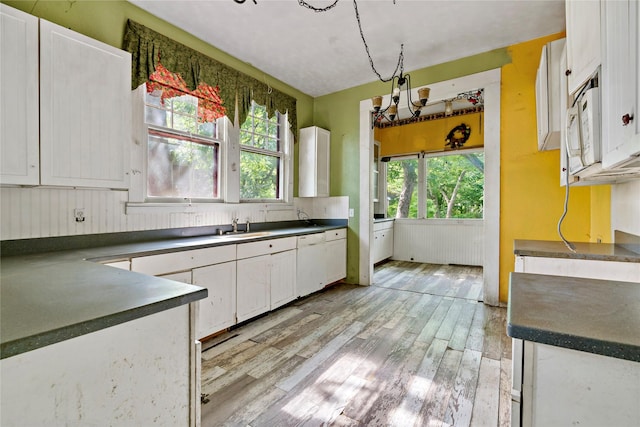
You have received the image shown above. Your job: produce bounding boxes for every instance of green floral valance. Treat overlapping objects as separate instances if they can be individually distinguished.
[122,20,297,137]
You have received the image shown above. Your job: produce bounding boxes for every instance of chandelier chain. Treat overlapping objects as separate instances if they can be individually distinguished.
[352,0,402,83]
[297,0,340,12]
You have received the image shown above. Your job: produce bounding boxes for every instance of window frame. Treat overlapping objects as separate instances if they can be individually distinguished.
[383,147,485,220]
[238,102,289,203]
[126,85,294,213]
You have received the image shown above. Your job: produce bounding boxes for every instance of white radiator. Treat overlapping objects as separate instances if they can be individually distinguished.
[392,219,484,266]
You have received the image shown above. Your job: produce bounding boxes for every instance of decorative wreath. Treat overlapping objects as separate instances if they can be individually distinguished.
[445,123,471,149]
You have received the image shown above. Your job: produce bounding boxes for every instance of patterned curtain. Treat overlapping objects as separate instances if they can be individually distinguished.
[147,63,226,123]
[123,20,297,136]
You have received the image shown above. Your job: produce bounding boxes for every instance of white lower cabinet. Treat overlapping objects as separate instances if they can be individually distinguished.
[236,254,271,322]
[297,233,326,297]
[192,261,237,339]
[522,342,639,427]
[324,229,347,285]
[269,250,297,308]
[236,236,297,323]
[512,254,640,427]
[373,221,394,264]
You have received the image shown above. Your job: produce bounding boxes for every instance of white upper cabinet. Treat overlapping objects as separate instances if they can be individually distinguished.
[565,0,601,95]
[39,19,131,188]
[0,5,39,185]
[601,0,640,170]
[536,38,566,151]
[299,126,330,197]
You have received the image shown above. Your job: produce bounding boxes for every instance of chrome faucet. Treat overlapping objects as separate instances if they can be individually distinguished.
[231,218,238,233]
[246,219,251,233]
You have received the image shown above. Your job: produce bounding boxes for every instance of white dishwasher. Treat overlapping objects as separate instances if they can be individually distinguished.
[296,233,326,297]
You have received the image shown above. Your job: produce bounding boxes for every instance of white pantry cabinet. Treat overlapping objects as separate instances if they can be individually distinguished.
[236,237,297,322]
[565,0,601,95]
[0,4,39,185]
[299,126,330,197]
[324,229,347,285]
[600,0,640,171]
[535,38,565,151]
[39,19,131,188]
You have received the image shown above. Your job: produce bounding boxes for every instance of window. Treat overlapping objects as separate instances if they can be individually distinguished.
[239,102,284,200]
[144,90,221,200]
[386,151,484,219]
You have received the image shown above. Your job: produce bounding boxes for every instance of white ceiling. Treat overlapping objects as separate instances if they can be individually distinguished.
[129,0,566,97]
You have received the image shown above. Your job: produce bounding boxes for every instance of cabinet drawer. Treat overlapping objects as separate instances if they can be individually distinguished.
[237,237,296,260]
[325,228,347,242]
[131,245,236,276]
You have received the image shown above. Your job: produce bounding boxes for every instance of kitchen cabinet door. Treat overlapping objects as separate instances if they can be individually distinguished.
[535,38,565,151]
[0,4,39,185]
[39,19,131,189]
[297,243,325,297]
[192,261,237,338]
[325,238,346,285]
[565,0,601,95]
[522,341,639,427]
[299,126,330,197]
[601,0,640,171]
[236,254,270,322]
[270,249,296,309]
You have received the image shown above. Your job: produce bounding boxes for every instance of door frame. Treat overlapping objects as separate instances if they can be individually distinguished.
[358,68,501,306]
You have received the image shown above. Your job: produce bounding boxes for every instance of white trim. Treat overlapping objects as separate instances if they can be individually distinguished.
[359,69,501,306]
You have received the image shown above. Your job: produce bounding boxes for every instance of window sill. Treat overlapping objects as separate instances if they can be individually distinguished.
[125,201,292,215]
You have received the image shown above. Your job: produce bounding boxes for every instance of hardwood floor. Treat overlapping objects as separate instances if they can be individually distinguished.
[200,261,511,427]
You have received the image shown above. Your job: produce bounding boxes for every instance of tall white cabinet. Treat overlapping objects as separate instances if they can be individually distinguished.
[299,126,330,197]
[0,4,131,189]
[0,5,39,185]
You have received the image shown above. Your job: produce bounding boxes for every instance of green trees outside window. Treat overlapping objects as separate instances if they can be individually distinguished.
[239,102,283,200]
[386,153,484,219]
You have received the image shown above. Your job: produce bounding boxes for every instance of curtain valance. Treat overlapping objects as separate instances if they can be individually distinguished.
[122,20,297,136]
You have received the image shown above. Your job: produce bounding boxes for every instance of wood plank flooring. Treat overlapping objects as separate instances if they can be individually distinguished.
[200,261,511,427]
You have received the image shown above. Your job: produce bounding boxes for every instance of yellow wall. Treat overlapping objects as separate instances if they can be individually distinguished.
[499,32,611,301]
[375,112,484,156]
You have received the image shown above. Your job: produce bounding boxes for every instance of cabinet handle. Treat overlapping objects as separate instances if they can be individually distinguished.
[269,244,273,248]
[622,113,634,126]
[565,69,572,76]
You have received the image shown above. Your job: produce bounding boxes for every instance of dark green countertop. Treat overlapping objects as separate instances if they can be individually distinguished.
[507,272,640,362]
[514,239,640,263]
[1,222,346,359]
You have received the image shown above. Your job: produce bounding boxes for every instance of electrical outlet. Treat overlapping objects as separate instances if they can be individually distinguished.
[349,208,355,217]
[74,208,85,223]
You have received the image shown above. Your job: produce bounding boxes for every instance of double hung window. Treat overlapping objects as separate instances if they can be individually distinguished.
[239,102,285,201]
[144,90,221,201]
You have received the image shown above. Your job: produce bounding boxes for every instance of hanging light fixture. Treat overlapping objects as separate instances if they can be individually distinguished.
[370,51,431,125]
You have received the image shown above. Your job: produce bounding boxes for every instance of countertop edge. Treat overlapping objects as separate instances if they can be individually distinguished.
[1,288,207,360]
[513,239,640,263]
[506,323,640,362]
[1,222,348,359]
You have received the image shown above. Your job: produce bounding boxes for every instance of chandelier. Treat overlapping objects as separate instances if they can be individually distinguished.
[370,46,431,125]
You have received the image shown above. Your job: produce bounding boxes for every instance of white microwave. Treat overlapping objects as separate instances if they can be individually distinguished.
[566,86,601,175]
